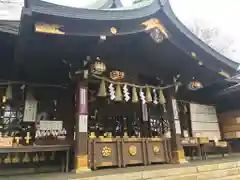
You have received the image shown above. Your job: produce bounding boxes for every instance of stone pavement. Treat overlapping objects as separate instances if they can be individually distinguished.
[2,156,240,180]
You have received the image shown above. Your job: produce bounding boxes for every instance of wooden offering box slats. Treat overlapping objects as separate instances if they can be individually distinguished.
[146,138,169,164]
[88,138,121,170]
[121,138,146,167]
[88,137,171,169]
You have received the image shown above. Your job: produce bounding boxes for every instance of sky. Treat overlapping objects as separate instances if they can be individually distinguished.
[0,0,239,62]
[169,0,240,63]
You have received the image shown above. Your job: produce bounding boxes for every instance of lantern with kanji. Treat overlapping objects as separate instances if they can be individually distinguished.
[188,81,203,90]
[110,71,124,80]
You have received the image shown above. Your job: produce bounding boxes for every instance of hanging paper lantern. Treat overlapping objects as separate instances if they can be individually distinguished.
[159,89,166,105]
[110,71,124,80]
[153,89,158,105]
[132,87,138,103]
[123,84,130,102]
[5,84,13,100]
[90,58,106,75]
[145,87,152,103]
[98,80,107,97]
[139,88,146,104]
[108,83,115,100]
[115,84,123,102]
[188,80,203,90]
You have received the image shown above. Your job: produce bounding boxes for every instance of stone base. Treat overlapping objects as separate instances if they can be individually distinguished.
[75,155,91,173]
[75,168,91,174]
[171,149,187,164]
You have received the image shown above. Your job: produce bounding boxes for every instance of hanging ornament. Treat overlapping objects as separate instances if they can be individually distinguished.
[145,87,152,103]
[115,84,123,102]
[159,89,166,105]
[132,87,139,103]
[5,84,13,101]
[123,84,130,102]
[108,83,115,100]
[153,89,158,105]
[98,80,107,97]
[139,88,146,104]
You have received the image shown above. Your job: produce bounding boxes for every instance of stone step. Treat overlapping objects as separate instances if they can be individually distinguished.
[210,174,240,180]
[157,167,240,180]
[68,160,240,180]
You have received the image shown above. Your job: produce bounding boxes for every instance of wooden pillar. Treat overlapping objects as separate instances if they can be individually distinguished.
[165,87,185,164]
[75,81,90,172]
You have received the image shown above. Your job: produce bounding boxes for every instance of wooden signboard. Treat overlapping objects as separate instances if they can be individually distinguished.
[23,99,37,122]
[190,103,220,140]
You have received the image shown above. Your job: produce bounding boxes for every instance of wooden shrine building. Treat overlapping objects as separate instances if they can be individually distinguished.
[0,0,239,174]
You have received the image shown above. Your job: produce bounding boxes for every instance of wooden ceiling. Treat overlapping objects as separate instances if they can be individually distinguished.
[13,31,223,86]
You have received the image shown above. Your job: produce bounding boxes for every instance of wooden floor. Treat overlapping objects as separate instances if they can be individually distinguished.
[2,155,240,180]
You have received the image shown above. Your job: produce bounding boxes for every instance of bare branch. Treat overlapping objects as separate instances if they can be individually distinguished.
[187,19,234,56]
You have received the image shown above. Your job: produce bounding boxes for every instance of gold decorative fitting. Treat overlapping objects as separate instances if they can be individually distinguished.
[110,27,117,34]
[153,146,160,154]
[141,18,168,38]
[89,132,96,139]
[101,146,112,157]
[35,23,65,35]
[219,71,230,78]
[128,145,137,156]
[191,52,197,57]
